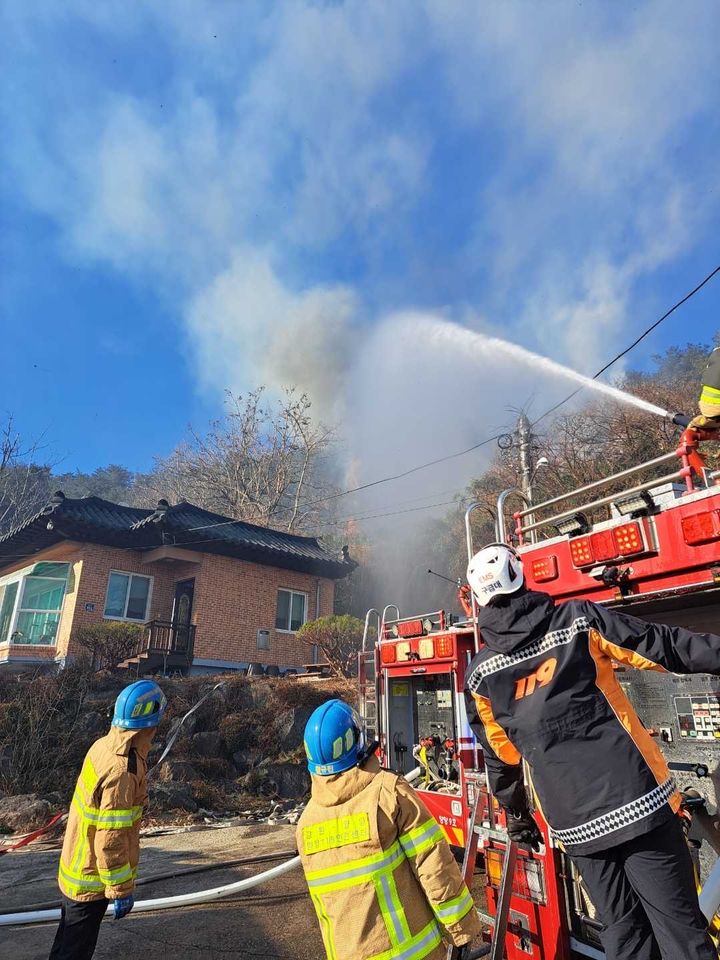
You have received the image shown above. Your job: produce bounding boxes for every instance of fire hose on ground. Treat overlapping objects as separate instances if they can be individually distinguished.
[0,854,302,927]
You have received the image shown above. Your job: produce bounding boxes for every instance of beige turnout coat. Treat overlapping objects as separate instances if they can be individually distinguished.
[297,756,481,960]
[58,726,152,902]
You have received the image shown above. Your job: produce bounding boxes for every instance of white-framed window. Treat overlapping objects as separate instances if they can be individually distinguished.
[0,562,70,646]
[275,589,308,633]
[104,572,152,622]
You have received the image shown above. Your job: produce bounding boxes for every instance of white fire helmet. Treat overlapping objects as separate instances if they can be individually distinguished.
[466,543,524,607]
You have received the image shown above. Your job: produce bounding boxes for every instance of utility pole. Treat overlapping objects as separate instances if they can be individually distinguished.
[516,413,538,544]
[517,414,533,505]
[497,413,546,543]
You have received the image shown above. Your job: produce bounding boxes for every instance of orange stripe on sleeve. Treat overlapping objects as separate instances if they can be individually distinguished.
[588,631,675,795]
[590,627,668,673]
[473,694,522,766]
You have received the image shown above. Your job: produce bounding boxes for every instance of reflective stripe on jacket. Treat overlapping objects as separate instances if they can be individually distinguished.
[465,591,720,855]
[297,756,480,960]
[58,726,151,902]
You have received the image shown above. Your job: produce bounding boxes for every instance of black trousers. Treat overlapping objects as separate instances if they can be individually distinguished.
[48,897,108,960]
[571,817,717,960]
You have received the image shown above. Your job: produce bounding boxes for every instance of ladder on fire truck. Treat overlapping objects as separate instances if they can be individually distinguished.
[359,608,381,744]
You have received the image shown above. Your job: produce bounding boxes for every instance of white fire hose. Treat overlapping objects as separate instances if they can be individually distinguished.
[0,855,301,927]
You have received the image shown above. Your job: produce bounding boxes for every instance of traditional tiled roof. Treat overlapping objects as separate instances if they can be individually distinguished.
[0,493,355,579]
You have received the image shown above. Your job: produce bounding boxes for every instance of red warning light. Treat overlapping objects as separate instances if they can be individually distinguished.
[435,635,454,658]
[590,530,616,562]
[682,511,720,546]
[380,644,397,664]
[569,537,594,568]
[531,556,558,582]
[613,521,644,556]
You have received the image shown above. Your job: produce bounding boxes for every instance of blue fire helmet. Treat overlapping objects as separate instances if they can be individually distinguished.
[304,699,365,776]
[112,680,167,730]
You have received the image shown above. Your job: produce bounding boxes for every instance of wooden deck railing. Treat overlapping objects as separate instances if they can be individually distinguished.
[126,619,196,662]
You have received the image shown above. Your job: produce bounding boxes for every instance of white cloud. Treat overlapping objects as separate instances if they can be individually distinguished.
[3,0,719,441]
[186,249,358,417]
[426,0,719,367]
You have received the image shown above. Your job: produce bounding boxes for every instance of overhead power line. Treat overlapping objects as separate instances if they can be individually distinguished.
[309,497,465,530]
[298,261,720,511]
[532,263,720,427]
[179,262,720,536]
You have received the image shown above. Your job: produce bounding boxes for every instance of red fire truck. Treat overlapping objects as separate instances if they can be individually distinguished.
[358,426,720,959]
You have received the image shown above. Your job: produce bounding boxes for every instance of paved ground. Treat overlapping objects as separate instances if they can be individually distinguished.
[3,823,324,960]
[4,822,490,959]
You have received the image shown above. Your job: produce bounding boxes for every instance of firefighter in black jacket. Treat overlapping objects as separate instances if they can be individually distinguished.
[464,543,718,960]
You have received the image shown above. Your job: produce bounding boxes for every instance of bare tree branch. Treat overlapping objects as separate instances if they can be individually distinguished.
[0,414,54,534]
[135,389,338,532]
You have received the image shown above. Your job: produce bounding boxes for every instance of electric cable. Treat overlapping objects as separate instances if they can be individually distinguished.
[530,263,720,428]
[167,496,470,546]
[142,263,720,540]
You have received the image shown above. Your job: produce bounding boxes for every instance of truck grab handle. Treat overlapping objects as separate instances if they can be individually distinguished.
[668,761,709,778]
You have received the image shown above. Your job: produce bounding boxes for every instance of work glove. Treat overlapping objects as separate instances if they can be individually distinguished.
[688,414,720,432]
[112,895,134,920]
[506,809,543,852]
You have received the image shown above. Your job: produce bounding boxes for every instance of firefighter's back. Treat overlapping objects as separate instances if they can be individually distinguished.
[297,757,446,960]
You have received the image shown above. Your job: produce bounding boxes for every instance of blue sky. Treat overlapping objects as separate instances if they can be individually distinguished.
[2,0,719,478]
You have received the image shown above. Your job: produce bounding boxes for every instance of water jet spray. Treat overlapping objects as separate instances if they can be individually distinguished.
[398,315,680,421]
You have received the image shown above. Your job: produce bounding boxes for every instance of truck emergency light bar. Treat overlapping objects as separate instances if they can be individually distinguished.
[380,633,455,664]
[567,517,651,569]
[382,611,447,640]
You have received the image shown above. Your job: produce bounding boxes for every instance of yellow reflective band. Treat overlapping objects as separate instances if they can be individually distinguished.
[311,893,337,960]
[701,383,720,398]
[432,886,475,926]
[97,863,135,884]
[306,838,399,881]
[305,839,405,893]
[367,919,442,960]
[93,807,142,830]
[58,861,104,893]
[72,791,142,830]
[68,807,87,873]
[700,387,720,406]
[303,813,371,855]
[375,873,412,947]
[79,756,98,796]
[331,736,343,760]
[399,819,442,858]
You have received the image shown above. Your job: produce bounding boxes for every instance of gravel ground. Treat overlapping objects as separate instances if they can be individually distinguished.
[3,822,490,960]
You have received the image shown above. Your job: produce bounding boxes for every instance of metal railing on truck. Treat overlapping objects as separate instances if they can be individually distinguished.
[496,430,716,545]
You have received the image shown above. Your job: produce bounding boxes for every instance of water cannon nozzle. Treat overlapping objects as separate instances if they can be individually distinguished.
[671,412,692,428]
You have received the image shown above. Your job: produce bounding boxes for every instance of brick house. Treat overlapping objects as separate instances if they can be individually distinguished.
[0,492,355,675]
